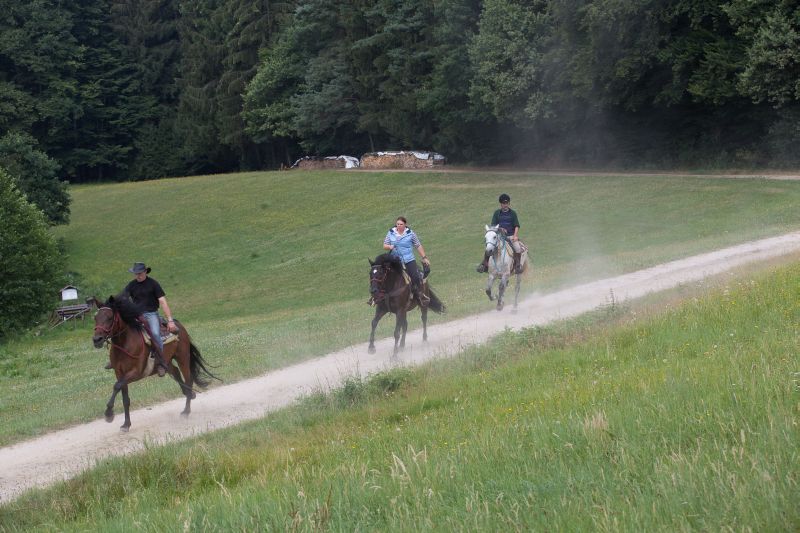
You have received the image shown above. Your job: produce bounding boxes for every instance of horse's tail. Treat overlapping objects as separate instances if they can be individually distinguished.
[427,288,446,314]
[189,342,221,388]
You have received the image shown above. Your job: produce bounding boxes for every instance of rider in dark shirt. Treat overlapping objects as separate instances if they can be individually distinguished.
[477,193,522,273]
[115,262,178,376]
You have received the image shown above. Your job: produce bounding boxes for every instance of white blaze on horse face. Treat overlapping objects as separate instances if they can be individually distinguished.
[485,229,499,253]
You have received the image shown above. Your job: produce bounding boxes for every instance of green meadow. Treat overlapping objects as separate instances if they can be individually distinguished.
[2,252,798,531]
[1,171,800,447]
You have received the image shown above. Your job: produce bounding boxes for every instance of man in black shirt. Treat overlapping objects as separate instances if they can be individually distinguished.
[121,262,179,377]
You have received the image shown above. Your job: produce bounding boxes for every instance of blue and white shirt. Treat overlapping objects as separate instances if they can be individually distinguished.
[384,227,421,263]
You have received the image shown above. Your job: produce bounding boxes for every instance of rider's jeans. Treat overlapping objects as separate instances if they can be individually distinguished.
[142,311,163,352]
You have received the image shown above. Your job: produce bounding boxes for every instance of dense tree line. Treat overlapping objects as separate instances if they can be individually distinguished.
[0,0,798,189]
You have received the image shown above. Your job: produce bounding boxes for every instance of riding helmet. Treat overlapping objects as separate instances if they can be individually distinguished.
[498,193,510,203]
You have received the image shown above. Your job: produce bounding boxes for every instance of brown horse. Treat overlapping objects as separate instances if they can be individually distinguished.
[90,295,219,432]
[368,253,445,355]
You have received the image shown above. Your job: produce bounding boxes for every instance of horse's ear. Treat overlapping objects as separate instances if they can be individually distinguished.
[108,295,115,305]
[368,258,374,266]
[485,224,490,231]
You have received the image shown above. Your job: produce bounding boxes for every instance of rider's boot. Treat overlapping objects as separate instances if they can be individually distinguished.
[413,282,430,307]
[476,251,490,273]
[151,344,169,377]
[513,252,522,273]
[142,320,169,377]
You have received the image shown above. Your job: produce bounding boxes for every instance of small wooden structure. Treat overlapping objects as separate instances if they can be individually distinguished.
[50,286,94,327]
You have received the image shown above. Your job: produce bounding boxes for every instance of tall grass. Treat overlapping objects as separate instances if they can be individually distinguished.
[2,260,797,531]
[1,171,800,445]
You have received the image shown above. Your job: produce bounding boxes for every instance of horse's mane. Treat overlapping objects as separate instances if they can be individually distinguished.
[373,253,403,273]
[105,293,144,329]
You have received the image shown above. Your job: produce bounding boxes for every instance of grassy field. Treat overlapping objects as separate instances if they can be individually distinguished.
[2,254,797,531]
[1,170,800,446]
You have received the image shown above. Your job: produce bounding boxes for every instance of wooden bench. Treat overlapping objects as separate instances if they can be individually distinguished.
[50,303,92,327]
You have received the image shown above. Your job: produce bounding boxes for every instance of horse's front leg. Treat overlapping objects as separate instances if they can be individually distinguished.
[120,384,132,432]
[368,307,388,354]
[485,273,495,301]
[497,274,509,311]
[514,271,522,309]
[105,378,125,422]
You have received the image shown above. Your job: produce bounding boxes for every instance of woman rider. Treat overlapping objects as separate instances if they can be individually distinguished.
[383,216,431,306]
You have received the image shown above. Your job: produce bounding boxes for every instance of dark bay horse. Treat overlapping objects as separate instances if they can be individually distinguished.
[368,253,445,355]
[90,295,219,431]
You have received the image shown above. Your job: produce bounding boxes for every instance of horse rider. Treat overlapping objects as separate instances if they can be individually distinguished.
[106,262,179,376]
[477,193,523,274]
[383,216,431,306]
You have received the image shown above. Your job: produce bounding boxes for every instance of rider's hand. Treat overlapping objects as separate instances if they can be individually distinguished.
[511,235,518,242]
[167,319,178,333]
[422,256,431,267]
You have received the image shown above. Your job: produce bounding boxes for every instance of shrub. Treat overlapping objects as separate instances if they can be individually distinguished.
[0,168,64,339]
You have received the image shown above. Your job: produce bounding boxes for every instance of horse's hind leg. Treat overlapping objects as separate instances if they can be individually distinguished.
[514,272,522,309]
[399,313,408,350]
[170,343,195,415]
[120,385,131,432]
[170,364,193,415]
[393,311,408,355]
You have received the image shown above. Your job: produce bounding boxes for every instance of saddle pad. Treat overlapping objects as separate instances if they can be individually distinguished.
[143,330,179,346]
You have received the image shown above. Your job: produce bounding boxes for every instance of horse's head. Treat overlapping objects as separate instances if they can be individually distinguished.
[368,254,401,296]
[484,224,503,253]
[92,294,142,348]
[92,296,119,348]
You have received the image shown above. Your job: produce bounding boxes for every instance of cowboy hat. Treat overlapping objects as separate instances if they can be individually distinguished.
[128,262,151,274]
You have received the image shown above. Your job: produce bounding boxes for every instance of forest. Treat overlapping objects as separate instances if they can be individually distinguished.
[1,0,798,196]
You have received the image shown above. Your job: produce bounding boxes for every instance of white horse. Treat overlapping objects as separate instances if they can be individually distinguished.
[483,224,529,311]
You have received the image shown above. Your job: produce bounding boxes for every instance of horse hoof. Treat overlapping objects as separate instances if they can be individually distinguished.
[368,346,376,354]
[497,303,504,311]
[180,411,190,417]
[119,425,129,433]
[105,413,114,423]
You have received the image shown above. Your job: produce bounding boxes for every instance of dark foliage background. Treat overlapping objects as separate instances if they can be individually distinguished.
[1,0,798,187]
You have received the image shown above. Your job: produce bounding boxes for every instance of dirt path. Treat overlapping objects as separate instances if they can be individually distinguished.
[2,231,800,504]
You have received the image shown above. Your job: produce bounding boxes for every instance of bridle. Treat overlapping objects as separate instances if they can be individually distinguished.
[93,306,144,358]
[94,307,123,343]
[485,228,509,270]
[370,263,391,301]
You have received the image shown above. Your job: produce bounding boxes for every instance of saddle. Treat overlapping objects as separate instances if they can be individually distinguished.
[141,318,179,347]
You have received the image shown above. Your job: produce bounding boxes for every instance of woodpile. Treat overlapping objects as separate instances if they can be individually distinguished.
[359,151,445,169]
